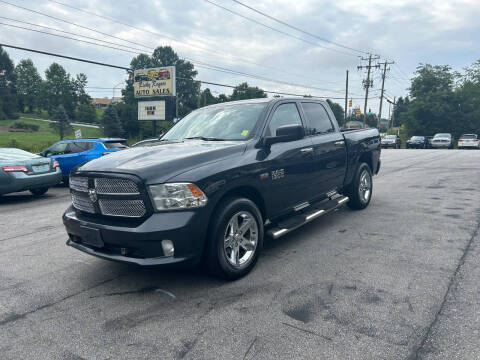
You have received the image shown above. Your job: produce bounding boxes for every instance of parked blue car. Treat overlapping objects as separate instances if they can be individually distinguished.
[40,138,128,181]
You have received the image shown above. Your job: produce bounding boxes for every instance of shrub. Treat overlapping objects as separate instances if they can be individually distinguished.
[11,121,39,132]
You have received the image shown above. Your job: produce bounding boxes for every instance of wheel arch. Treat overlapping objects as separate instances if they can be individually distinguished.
[358,152,373,172]
[212,185,266,222]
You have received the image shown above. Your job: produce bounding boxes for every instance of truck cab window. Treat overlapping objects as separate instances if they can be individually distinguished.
[301,102,334,135]
[267,103,303,136]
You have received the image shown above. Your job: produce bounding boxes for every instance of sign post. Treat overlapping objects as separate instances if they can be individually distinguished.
[133,66,176,136]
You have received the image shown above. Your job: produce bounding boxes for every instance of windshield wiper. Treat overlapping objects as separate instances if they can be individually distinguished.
[183,136,227,141]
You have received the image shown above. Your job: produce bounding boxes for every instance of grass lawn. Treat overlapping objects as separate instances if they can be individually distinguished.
[0,117,103,153]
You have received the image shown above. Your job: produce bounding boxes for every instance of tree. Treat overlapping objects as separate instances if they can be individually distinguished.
[45,63,75,118]
[115,102,139,137]
[15,59,42,113]
[326,99,344,126]
[101,104,123,137]
[0,46,18,119]
[229,82,267,101]
[50,104,72,139]
[75,103,97,123]
[409,64,457,99]
[73,73,91,105]
[402,63,459,136]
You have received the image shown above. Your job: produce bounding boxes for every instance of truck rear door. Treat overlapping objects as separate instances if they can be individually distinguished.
[299,101,347,200]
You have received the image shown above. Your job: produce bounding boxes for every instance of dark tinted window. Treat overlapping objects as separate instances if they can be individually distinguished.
[301,102,334,135]
[66,142,92,153]
[267,103,302,136]
[103,141,128,149]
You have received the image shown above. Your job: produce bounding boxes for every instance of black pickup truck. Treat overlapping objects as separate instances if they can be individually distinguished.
[63,98,380,279]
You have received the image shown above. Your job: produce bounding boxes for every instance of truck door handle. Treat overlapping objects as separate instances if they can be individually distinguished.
[334,141,345,146]
[300,147,313,153]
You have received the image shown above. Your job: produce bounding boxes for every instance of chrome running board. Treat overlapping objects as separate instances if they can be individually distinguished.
[267,195,349,239]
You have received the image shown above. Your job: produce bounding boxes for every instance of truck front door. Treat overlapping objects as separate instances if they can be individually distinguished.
[260,102,314,217]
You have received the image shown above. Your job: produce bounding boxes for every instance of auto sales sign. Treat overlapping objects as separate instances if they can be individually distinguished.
[133,66,176,98]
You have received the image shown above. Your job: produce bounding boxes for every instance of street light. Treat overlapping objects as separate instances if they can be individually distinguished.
[112,81,124,103]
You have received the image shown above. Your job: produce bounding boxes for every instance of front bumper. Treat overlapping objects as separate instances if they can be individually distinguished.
[381,143,396,148]
[0,168,62,195]
[63,205,208,266]
[431,143,451,148]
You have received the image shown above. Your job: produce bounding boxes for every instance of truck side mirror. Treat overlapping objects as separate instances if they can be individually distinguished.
[263,124,304,148]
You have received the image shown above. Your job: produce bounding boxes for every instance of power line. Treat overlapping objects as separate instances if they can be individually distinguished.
[0,0,151,50]
[0,43,375,100]
[203,0,357,57]
[0,22,145,55]
[231,0,369,55]
[0,16,151,53]
[47,0,342,86]
[0,19,346,95]
[46,0,269,70]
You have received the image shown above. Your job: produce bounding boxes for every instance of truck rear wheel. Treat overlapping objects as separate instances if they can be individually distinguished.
[346,163,372,210]
[205,197,263,280]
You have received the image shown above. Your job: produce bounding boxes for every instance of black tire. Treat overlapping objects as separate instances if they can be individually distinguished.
[346,163,373,210]
[205,197,263,280]
[30,187,49,196]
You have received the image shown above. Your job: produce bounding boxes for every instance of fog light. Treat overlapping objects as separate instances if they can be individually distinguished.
[161,240,174,257]
[121,247,128,255]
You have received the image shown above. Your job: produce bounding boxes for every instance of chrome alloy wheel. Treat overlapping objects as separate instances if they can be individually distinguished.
[223,211,258,268]
[358,170,372,203]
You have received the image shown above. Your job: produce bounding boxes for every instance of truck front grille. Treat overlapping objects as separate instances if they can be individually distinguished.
[98,199,146,217]
[94,178,140,195]
[70,175,147,218]
[71,192,95,213]
[70,176,89,192]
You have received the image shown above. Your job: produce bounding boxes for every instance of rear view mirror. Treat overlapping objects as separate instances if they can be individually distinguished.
[263,124,304,148]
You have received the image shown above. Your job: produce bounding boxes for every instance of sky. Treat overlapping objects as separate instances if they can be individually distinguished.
[1,0,479,119]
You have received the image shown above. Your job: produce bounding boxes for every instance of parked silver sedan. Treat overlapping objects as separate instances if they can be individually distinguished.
[0,148,62,196]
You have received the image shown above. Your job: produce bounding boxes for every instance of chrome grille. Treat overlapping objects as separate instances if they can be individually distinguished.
[71,192,95,213]
[70,175,146,218]
[69,176,89,192]
[98,199,146,217]
[94,178,139,194]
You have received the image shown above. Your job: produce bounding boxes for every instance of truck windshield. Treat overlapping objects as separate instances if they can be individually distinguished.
[162,103,266,141]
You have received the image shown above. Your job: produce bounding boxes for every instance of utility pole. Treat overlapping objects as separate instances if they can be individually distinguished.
[377,60,394,128]
[344,70,349,125]
[386,97,396,129]
[358,54,380,128]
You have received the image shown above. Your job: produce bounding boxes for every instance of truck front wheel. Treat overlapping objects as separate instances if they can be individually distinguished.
[346,163,373,210]
[205,197,264,280]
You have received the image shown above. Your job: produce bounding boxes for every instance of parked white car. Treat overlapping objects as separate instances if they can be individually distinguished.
[431,133,454,149]
[458,134,479,149]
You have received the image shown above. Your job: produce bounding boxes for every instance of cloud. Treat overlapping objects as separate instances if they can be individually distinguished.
[0,0,478,113]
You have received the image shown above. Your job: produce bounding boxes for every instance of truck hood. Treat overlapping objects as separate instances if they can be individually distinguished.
[77,140,246,183]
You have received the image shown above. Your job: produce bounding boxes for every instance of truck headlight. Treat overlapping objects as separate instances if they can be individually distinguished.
[148,183,207,211]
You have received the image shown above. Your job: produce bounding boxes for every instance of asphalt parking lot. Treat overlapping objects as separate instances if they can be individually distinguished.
[1,149,479,360]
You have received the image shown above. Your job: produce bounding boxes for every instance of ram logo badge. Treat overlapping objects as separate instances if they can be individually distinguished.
[271,169,285,180]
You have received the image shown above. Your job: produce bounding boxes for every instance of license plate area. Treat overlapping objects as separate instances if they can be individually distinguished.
[32,164,50,173]
[78,226,104,248]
